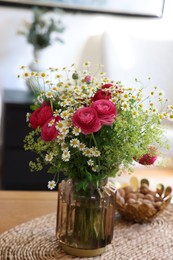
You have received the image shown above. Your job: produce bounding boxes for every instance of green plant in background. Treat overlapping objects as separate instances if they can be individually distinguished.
[19,62,173,192]
[18,7,65,50]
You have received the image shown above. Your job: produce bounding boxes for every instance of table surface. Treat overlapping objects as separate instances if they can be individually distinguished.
[0,167,173,234]
[0,190,57,234]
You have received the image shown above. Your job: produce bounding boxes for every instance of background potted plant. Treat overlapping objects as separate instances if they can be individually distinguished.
[18,7,65,71]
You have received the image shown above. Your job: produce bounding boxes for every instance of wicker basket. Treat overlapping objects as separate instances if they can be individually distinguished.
[115,177,172,223]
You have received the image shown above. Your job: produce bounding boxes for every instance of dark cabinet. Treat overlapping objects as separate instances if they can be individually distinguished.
[1,90,63,190]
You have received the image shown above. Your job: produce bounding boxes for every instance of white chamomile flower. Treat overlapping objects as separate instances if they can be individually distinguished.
[56,121,64,131]
[37,95,44,104]
[79,142,86,151]
[47,180,56,190]
[152,108,158,114]
[121,101,130,111]
[26,112,30,122]
[92,165,99,172]
[132,110,139,118]
[61,128,69,136]
[159,113,165,120]
[53,109,61,117]
[62,150,71,161]
[60,110,69,119]
[48,118,55,127]
[23,72,30,78]
[87,159,94,166]
[158,91,165,97]
[122,93,129,100]
[45,153,54,162]
[72,126,81,136]
[168,105,173,111]
[149,90,155,96]
[46,91,54,99]
[61,142,68,151]
[83,148,92,157]
[111,97,118,103]
[40,72,48,78]
[168,114,173,121]
[83,61,91,68]
[91,147,101,157]
[70,138,80,148]
[51,86,59,92]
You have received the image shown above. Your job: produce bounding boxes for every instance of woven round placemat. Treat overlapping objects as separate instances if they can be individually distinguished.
[1,205,173,260]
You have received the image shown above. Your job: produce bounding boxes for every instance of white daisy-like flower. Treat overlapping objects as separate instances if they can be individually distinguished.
[23,71,30,78]
[79,142,86,151]
[111,97,118,103]
[158,91,165,97]
[92,165,99,172]
[70,138,80,148]
[122,92,129,100]
[61,142,68,151]
[51,86,59,92]
[56,121,64,131]
[48,118,55,127]
[45,153,54,162]
[40,72,48,78]
[83,61,91,67]
[159,113,165,120]
[83,148,92,157]
[57,133,66,142]
[61,128,69,136]
[53,109,61,117]
[55,74,62,79]
[60,110,69,119]
[46,91,54,99]
[121,101,130,111]
[152,108,158,114]
[37,95,44,104]
[72,126,81,136]
[47,180,56,190]
[91,147,101,157]
[26,112,30,122]
[87,159,94,166]
[62,150,71,161]
[168,105,173,111]
[150,91,155,96]
[132,110,139,118]
[167,114,173,121]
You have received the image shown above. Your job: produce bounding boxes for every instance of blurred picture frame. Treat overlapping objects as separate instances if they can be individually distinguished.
[0,0,165,17]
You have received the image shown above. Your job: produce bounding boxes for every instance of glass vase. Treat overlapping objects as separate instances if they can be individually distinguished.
[56,179,116,257]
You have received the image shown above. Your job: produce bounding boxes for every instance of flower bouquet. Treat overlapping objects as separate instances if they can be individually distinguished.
[19,61,173,256]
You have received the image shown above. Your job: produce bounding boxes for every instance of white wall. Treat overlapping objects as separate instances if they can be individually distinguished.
[0,0,173,101]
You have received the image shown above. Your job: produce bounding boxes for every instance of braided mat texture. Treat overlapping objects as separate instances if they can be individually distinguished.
[1,205,173,260]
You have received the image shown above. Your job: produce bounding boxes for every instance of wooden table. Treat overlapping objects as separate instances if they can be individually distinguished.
[0,191,57,234]
[0,167,173,234]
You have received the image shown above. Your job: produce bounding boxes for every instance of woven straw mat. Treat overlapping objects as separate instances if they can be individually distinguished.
[0,205,173,260]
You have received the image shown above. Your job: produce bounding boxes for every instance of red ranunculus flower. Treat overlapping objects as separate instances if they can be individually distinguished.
[92,89,111,102]
[91,99,117,125]
[72,107,101,135]
[137,146,158,165]
[102,83,114,89]
[41,116,61,142]
[30,105,52,129]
